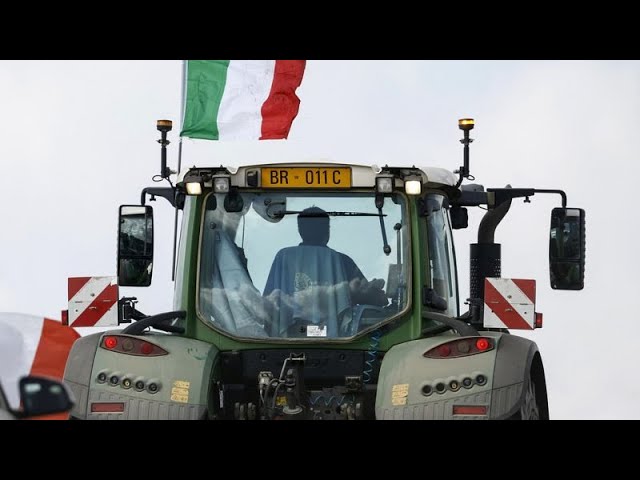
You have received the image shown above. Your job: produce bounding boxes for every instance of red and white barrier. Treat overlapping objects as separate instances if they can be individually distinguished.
[67,276,118,327]
[483,278,538,330]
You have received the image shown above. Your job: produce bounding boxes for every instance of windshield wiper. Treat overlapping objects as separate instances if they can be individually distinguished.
[374,195,392,256]
[274,210,387,218]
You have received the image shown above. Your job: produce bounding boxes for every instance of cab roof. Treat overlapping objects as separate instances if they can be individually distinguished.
[178,161,457,189]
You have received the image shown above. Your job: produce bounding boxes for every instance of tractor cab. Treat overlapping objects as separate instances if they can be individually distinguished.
[177,164,454,342]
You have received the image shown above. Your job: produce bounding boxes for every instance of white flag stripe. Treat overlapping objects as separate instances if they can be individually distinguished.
[68,276,114,323]
[0,313,45,408]
[217,60,276,140]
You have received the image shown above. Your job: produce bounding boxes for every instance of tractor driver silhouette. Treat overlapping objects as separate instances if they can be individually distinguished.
[263,207,387,338]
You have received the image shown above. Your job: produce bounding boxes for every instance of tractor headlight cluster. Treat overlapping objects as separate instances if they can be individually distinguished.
[185,181,203,196]
[213,175,230,193]
[375,175,394,193]
[403,175,422,195]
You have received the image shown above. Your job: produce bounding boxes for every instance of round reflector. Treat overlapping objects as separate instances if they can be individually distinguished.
[141,342,154,355]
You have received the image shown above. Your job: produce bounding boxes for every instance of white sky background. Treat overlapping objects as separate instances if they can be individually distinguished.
[0,60,638,419]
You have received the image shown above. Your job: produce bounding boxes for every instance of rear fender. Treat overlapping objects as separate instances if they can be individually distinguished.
[491,333,545,419]
[65,332,219,420]
[375,333,543,420]
[376,334,497,420]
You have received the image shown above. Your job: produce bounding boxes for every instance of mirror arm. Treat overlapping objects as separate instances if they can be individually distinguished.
[533,189,567,208]
[487,188,567,209]
[141,187,177,208]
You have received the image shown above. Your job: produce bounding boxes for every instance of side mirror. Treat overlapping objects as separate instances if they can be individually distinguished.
[118,205,154,287]
[549,207,585,290]
[450,206,468,230]
[19,375,75,418]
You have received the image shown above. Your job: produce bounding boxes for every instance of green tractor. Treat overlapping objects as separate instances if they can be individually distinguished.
[63,118,585,420]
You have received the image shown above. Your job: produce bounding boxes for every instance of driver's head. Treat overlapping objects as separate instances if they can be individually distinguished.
[298,207,330,246]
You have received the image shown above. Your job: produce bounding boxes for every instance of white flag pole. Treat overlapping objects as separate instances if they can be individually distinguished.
[172,60,187,282]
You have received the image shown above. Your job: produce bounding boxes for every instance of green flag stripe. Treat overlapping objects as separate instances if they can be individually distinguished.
[180,60,230,140]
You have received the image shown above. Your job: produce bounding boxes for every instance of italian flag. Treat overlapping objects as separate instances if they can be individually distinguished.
[180,60,306,141]
[0,313,80,419]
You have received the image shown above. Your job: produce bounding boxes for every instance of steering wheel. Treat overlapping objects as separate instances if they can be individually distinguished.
[344,304,387,336]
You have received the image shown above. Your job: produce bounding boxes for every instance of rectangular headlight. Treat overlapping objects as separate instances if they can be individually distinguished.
[185,182,203,195]
[376,175,394,193]
[213,176,230,193]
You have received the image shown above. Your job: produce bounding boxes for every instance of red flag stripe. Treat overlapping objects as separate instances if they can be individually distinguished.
[511,279,536,303]
[260,60,306,140]
[68,276,92,301]
[71,284,118,327]
[30,318,80,378]
[484,280,533,330]
[29,318,81,420]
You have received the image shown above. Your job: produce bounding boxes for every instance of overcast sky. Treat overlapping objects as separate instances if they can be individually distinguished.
[1,60,638,419]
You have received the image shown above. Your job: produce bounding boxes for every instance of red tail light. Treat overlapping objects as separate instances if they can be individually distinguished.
[100,335,168,356]
[535,312,543,328]
[452,405,488,416]
[424,337,495,359]
[438,344,452,357]
[91,402,125,413]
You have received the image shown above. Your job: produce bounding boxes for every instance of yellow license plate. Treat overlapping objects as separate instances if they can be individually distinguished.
[261,167,351,189]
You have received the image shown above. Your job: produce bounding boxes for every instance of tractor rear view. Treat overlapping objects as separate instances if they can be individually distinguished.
[63,118,585,419]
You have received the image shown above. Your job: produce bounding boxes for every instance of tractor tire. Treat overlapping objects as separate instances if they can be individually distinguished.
[510,373,541,420]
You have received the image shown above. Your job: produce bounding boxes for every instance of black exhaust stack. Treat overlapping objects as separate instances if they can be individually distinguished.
[469,193,512,325]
